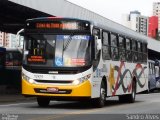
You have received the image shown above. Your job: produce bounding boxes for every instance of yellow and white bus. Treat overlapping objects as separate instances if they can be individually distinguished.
[20,17,148,107]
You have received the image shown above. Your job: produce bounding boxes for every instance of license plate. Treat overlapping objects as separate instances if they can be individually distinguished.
[47,87,59,93]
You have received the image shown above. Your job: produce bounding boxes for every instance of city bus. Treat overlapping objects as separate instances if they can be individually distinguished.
[5,48,22,70]
[19,17,148,107]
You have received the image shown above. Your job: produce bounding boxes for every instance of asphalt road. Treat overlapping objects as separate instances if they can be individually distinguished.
[0,92,160,120]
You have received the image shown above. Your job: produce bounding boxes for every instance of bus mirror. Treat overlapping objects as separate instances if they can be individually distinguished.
[16,29,24,47]
[94,35,102,51]
[94,36,102,60]
[16,29,24,53]
[97,38,102,50]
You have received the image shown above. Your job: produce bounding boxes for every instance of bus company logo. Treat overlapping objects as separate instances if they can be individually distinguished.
[34,74,43,79]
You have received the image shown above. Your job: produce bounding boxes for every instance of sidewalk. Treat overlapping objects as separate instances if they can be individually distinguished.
[0,94,35,104]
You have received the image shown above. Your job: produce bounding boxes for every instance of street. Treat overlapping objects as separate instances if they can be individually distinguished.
[0,92,160,120]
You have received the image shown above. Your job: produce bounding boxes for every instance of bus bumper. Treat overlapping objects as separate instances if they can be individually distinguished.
[22,79,91,98]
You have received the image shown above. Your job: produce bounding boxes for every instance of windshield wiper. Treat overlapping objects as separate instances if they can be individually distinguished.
[63,36,72,51]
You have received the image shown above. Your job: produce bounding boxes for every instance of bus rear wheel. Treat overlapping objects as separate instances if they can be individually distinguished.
[92,81,106,108]
[37,97,50,107]
[119,81,136,103]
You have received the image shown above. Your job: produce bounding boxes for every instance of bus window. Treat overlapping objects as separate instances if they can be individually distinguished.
[132,40,138,62]
[5,49,22,67]
[119,36,125,61]
[137,42,143,63]
[111,33,119,60]
[102,31,110,60]
[142,43,147,64]
[93,28,100,39]
[6,52,13,66]
[126,38,132,62]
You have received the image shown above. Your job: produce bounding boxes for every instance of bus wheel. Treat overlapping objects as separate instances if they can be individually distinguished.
[119,81,136,103]
[37,97,50,107]
[128,80,136,103]
[92,81,106,108]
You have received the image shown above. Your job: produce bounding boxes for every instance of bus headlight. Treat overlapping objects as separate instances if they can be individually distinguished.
[22,73,35,84]
[72,74,91,85]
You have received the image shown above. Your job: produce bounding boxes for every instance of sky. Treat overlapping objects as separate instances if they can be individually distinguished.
[67,0,160,24]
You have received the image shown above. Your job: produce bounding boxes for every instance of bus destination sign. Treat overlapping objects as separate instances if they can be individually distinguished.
[26,21,90,31]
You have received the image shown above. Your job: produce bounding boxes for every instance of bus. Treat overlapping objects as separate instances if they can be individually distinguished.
[0,47,6,70]
[5,48,22,70]
[19,17,148,107]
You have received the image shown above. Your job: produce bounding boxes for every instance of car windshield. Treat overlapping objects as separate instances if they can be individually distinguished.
[23,34,92,68]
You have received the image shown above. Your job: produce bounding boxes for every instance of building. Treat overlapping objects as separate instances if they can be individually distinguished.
[148,16,158,39]
[0,31,4,46]
[0,32,9,47]
[122,11,148,36]
[0,31,23,48]
[153,2,160,31]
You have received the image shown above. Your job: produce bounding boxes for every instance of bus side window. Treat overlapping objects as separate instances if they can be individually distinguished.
[93,28,100,39]
[149,63,151,75]
[137,42,142,63]
[119,36,125,61]
[102,31,110,60]
[132,40,138,63]
[111,33,119,61]
[142,43,147,64]
[126,38,132,62]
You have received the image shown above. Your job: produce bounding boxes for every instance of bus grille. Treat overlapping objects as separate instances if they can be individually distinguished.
[35,80,73,84]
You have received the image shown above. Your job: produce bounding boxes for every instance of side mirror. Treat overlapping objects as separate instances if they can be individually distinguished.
[97,38,102,50]
[16,29,24,53]
[94,36,102,60]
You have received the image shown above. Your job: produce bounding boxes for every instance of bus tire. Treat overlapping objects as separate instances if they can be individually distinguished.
[92,81,106,108]
[127,80,136,103]
[37,97,50,107]
[119,80,136,103]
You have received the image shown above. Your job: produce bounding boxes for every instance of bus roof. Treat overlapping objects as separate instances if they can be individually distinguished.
[26,17,88,22]
[92,21,148,44]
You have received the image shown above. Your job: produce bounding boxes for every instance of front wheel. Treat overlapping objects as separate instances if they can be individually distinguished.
[37,97,50,107]
[92,81,106,108]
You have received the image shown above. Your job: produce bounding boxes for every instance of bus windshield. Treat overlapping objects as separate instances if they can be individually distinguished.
[23,34,92,68]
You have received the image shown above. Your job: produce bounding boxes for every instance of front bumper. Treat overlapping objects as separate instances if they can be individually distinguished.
[22,79,91,98]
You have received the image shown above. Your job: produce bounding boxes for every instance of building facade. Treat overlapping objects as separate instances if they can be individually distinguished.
[0,32,9,47]
[122,11,148,36]
[0,31,23,48]
[148,16,158,39]
[153,2,160,31]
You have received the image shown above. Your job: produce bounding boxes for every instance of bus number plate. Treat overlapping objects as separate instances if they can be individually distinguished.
[47,87,58,93]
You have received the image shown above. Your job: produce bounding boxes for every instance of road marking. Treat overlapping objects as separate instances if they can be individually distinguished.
[0,102,37,107]
[0,101,59,107]
[29,108,104,120]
